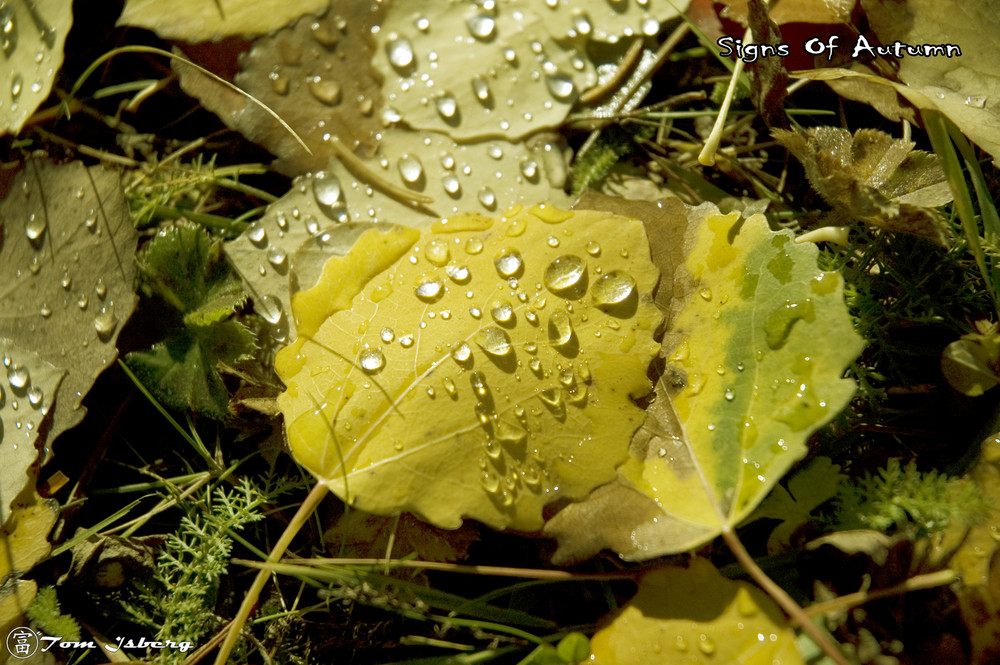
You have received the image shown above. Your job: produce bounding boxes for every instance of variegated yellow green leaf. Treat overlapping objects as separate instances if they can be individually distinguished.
[546,204,864,561]
[275,205,662,531]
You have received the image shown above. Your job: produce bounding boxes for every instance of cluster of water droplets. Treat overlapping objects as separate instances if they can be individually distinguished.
[1,0,63,121]
[1,350,49,449]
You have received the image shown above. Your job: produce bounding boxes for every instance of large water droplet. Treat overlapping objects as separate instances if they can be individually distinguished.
[548,310,574,346]
[543,255,587,297]
[490,300,514,324]
[470,371,488,398]
[380,327,395,343]
[308,75,342,105]
[592,271,636,306]
[312,171,347,221]
[397,154,425,184]
[386,35,415,69]
[467,14,495,39]
[452,342,472,363]
[94,304,118,340]
[27,385,43,408]
[465,237,484,255]
[415,277,445,302]
[435,93,458,119]
[442,174,461,195]
[258,294,284,325]
[7,365,28,389]
[359,348,386,373]
[446,264,471,283]
[472,75,491,102]
[477,187,496,209]
[571,10,592,35]
[494,248,523,278]
[519,160,538,179]
[495,418,527,446]
[267,246,288,268]
[247,222,267,245]
[475,326,513,357]
[424,239,451,266]
[545,73,575,100]
[25,213,46,243]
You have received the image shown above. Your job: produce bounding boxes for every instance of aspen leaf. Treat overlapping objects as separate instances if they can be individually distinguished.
[590,558,803,665]
[118,0,328,42]
[275,205,662,531]
[545,204,863,562]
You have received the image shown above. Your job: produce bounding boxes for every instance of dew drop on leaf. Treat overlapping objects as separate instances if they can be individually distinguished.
[585,240,601,256]
[94,304,118,341]
[545,73,575,100]
[477,186,496,209]
[267,247,288,268]
[465,238,484,255]
[451,342,472,364]
[446,264,471,283]
[466,14,495,39]
[386,35,415,69]
[312,172,347,220]
[470,370,488,397]
[423,239,451,266]
[493,247,523,278]
[547,310,574,346]
[25,213,46,243]
[591,271,636,307]
[397,154,425,184]
[475,326,513,357]
[415,277,445,302]
[472,75,491,102]
[7,364,28,389]
[490,300,514,324]
[543,255,587,296]
[27,386,43,407]
[442,174,461,195]
[359,348,386,373]
[247,222,267,244]
[435,93,458,120]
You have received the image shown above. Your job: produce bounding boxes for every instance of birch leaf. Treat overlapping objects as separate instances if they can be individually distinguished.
[118,0,327,42]
[275,205,662,531]
[590,558,803,665]
[545,204,863,562]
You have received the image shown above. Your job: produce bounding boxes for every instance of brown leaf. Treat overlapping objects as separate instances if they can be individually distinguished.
[718,0,856,25]
[773,126,952,243]
[746,0,789,130]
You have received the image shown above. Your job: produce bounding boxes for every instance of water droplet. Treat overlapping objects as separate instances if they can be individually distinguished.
[495,418,527,446]
[494,247,523,277]
[308,75,342,105]
[76,294,89,310]
[415,277,445,302]
[84,209,98,229]
[452,342,472,363]
[442,174,461,195]
[247,222,267,245]
[442,377,457,397]
[25,213,46,243]
[267,246,287,268]
[544,255,587,296]
[397,153,425,184]
[313,172,347,220]
[490,300,514,324]
[571,10,592,35]
[446,264,471,284]
[592,271,636,307]
[539,387,563,409]
[465,237,484,255]
[39,304,51,318]
[472,75,491,102]
[519,160,538,179]
[399,334,415,348]
[547,310,574,346]
[94,304,118,341]
[481,470,500,492]
[675,636,689,652]
[699,287,713,301]
[359,348,386,373]
[435,93,458,119]
[380,327,395,343]
[475,326,513,357]
[7,365,28,389]
[27,386,43,407]
[724,388,736,402]
[697,634,716,656]
[477,186,496,209]
[387,35,415,69]
[95,278,107,299]
[469,307,482,319]
[258,294,284,325]
[545,73,575,100]
[965,94,987,108]
[641,16,660,36]
[424,239,451,266]
[487,144,504,160]
[426,386,436,398]
[11,73,22,99]
[467,14,495,39]
[470,371,489,399]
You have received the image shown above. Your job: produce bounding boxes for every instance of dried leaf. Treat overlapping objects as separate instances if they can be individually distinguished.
[545,204,863,562]
[718,0,855,25]
[0,0,72,136]
[275,205,662,531]
[746,0,789,130]
[773,126,952,244]
[0,160,138,519]
[324,511,476,563]
[590,558,803,665]
[118,0,327,42]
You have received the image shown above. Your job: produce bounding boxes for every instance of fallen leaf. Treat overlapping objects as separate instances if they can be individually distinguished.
[275,204,662,531]
[745,0,790,130]
[0,0,72,136]
[941,332,1000,396]
[590,558,803,665]
[718,0,855,25]
[0,160,138,519]
[772,126,952,244]
[545,203,863,562]
[0,494,58,639]
[324,511,476,564]
[125,221,255,419]
[118,0,328,42]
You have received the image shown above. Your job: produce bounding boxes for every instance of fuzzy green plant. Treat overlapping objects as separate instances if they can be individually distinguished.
[829,459,991,536]
[26,587,81,642]
[570,125,652,196]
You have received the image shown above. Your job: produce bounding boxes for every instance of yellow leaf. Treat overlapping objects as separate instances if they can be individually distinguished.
[118,0,328,42]
[275,205,662,531]
[0,494,58,638]
[590,558,803,665]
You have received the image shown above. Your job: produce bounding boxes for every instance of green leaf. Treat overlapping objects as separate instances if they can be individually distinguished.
[749,457,846,552]
[127,221,255,419]
[545,203,864,562]
[0,0,72,136]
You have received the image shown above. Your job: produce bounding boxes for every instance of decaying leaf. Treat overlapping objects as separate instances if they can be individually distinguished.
[0,160,138,520]
[275,204,662,531]
[545,203,863,562]
[0,494,58,638]
[0,0,72,136]
[590,558,803,665]
[941,332,1000,396]
[718,0,855,25]
[773,127,952,244]
[125,222,255,419]
[325,511,476,564]
[118,0,327,42]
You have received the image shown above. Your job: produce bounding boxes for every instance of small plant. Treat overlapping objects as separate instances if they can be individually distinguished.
[26,587,81,643]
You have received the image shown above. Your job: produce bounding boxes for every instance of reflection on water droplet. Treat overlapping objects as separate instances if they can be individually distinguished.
[267,247,287,268]
[699,287,713,301]
[697,635,716,656]
[965,94,987,108]
[472,75,491,102]
[436,93,458,119]
[478,186,496,209]
[258,294,284,325]
[387,35,415,69]
[398,153,424,183]
[400,334,415,348]
[467,14,495,39]
[544,255,587,295]
[548,310,574,346]
[39,304,51,318]
[27,386,43,407]
[95,278,107,299]
[487,144,503,160]
[490,300,514,324]
[94,304,118,340]
[442,174,461,195]
[545,73,575,100]
[415,277,445,302]
[359,348,386,373]
[585,240,601,256]
[380,327,395,343]
[446,264,471,284]
[470,370,488,397]
[308,75,342,105]
[11,73,22,99]
[247,222,267,244]
[494,247,523,277]
[641,16,660,35]
[475,326,513,357]
[724,387,735,401]
[452,342,472,363]
[424,239,451,266]
[465,237,484,255]
[571,10,592,35]
[7,365,28,389]
[25,213,46,243]
[592,271,636,306]
[313,172,347,220]
[442,377,457,396]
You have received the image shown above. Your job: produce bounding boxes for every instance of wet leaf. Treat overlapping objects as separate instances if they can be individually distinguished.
[275,205,662,531]
[118,0,327,42]
[0,0,72,136]
[545,203,863,562]
[773,126,952,244]
[0,160,138,519]
[0,494,58,637]
[125,222,255,419]
[590,558,803,665]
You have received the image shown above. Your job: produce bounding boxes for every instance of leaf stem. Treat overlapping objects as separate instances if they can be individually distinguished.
[720,526,852,665]
[212,481,330,665]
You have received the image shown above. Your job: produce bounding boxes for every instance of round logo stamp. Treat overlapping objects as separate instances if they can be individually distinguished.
[6,627,39,659]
